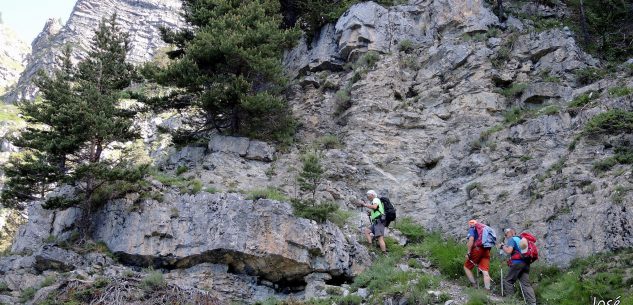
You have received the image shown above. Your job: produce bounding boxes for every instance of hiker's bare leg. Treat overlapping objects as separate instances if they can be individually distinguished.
[482,270,491,290]
[464,266,476,285]
[377,236,386,252]
[364,227,373,244]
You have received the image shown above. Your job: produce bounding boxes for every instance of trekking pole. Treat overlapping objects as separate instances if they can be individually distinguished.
[518,281,527,304]
[500,263,504,297]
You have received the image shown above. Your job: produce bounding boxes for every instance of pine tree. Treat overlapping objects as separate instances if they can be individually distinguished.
[1,15,142,236]
[142,0,300,144]
[298,151,324,202]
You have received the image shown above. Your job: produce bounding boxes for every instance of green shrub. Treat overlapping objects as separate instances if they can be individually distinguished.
[334,88,352,116]
[40,275,56,287]
[393,217,426,243]
[398,39,415,53]
[204,186,219,194]
[19,287,38,302]
[399,54,421,70]
[584,109,633,136]
[593,147,633,173]
[568,92,597,108]
[575,67,607,85]
[498,83,527,98]
[141,271,165,290]
[543,75,561,83]
[247,188,289,202]
[328,209,353,228]
[0,281,9,294]
[612,186,630,204]
[492,46,511,68]
[355,51,380,69]
[190,179,203,194]
[94,277,111,288]
[291,200,338,223]
[175,165,188,175]
[608,86,633,97]
[318,134,342,149]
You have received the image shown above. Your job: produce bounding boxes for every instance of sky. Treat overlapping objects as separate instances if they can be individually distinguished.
[0,0,77,43]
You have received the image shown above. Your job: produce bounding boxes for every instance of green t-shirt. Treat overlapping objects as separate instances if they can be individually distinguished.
[370,197,384,221]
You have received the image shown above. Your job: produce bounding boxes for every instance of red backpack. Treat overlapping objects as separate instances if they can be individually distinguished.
[519,232,539,263]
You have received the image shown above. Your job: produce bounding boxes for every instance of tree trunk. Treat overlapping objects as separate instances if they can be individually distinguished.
[498,0,505,22]
[579,0,590,47]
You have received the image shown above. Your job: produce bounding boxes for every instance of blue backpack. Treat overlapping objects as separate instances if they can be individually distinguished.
[475,223,497,249]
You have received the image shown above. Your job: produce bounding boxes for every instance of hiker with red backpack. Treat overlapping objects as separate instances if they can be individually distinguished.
[499,228,538,305]
[463,219,496,292]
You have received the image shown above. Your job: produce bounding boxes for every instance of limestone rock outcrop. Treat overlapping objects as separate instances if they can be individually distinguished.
[5,0,184,102]
[284,0,497,77]
[92,193,368,282]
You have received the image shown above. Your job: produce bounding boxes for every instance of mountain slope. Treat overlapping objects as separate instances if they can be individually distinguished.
[4,0,183,103]
[0,23,29,95]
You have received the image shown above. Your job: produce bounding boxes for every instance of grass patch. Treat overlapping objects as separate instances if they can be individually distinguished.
[607,86,633,97]
[318,134,342,149]
[247,187,289,202]
[611,186,630,204]
[498,83,527,99]
[40,275,57,287]
[406,232,466,279]
[204,186,219,194]
[568,92,597,108]
[141,270,165,290]
[503,106,524,126]
[479,124,504,140]
[399,54,421,70]
[533,250,633,305]
[0,104,22,122]
[19,287,38,303]
[334,88,352,116]
[0,281,10,294]
[175,165,188,175]
[151,170,203,195]
[538,105,560,116]
[398,39,415,53]
[393,217,425,243]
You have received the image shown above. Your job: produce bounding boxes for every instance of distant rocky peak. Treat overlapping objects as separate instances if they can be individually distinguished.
[31,18,63,50]
[5,0,184,103]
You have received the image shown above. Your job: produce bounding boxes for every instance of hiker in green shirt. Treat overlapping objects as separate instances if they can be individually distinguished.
[360,190,387,254]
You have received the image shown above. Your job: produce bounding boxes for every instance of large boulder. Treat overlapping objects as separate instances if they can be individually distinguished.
[92,193,370,283]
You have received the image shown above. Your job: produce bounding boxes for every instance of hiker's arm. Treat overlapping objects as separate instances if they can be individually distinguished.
[466,236,474,255]
[363,201,378,210]
[500,242,514,254]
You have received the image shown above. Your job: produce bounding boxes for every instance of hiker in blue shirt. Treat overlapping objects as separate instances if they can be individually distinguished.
[499,228,536,305]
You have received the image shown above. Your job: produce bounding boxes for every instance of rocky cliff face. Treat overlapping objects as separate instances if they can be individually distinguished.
[2,0,633,303]
[280,1,632,267]
[0,23,30,95]
[4,0,183,103]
